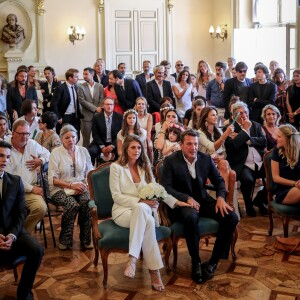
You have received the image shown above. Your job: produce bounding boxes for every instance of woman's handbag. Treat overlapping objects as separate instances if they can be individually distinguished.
[262,236,300,256]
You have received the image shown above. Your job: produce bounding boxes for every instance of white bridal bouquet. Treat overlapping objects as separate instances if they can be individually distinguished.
[138,183,168,227]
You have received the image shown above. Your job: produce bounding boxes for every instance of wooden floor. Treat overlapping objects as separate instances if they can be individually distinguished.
[1,193,300,300]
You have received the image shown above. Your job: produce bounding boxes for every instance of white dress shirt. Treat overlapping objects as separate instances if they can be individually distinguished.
[5,138,50,193]
[65,82,77,115]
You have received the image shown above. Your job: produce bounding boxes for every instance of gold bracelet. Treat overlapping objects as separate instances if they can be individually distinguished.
[159,131,166,134]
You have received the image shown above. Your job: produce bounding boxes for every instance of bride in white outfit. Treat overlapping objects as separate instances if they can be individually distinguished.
[109,134,189,291]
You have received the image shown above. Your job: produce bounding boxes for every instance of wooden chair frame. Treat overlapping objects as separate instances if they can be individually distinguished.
[88,162,172,288]
[156,161,238,268]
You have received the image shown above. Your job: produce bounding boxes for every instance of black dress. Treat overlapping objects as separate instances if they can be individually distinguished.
[272,147,300,203]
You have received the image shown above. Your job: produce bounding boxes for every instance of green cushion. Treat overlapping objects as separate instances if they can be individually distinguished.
[91,165,113,219]
[170,217,219,236]
[270,201,300,218]
[97,220,172,249]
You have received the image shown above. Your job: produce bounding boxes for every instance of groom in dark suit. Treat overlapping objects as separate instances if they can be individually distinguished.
[161,130,238,284]
[88,97,123,165]
[0,141,43,300]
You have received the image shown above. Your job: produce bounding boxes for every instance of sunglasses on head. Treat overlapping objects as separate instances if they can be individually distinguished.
[237,69,247,73]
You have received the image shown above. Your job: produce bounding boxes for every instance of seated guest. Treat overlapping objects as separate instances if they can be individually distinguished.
[35,111,61,152]
[109,134,189,291]
[161,123,183,158]
[117,109,147,157]
[187,98,206,129]
[40,66,61,112]
[88,97,123,165]
[224,102,267,216]
[261,104,281,151]
[154,102,174,134]
[0,141,44,300]
[161,130,239,284]
[15,99,40,139]
[48,124,93,250]
[271,124,300,205]
[6,119,49,233]
[183,95,206,129]
[0,113,11,141]
[248,63,277,124]
[146,65,175,113]
[198,107,234,191]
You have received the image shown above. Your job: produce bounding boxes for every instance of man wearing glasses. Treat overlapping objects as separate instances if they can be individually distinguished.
[6,119,50,233]
[223,61,252,120]
[171,60,184,82]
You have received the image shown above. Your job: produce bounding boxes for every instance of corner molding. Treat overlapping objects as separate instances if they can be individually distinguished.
[37,0,45,16]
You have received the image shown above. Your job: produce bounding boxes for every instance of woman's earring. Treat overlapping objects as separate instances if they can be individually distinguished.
[205,121,208,128]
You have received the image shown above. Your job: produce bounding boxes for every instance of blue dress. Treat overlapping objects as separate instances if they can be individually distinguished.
[272,147,300,203]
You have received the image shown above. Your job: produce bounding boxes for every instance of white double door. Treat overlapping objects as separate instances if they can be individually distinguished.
[105,0,167,77]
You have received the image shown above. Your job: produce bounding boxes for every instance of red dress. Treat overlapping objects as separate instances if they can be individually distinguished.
[104,86,124,115]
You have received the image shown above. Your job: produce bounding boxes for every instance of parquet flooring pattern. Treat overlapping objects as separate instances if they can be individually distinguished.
[1,198,300,300]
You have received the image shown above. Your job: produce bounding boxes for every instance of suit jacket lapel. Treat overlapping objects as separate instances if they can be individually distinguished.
[2,172,7,201]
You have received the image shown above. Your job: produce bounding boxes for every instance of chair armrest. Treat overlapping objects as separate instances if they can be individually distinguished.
[226,169,236,208]
[158,202,172,227]
[90,206,102,241]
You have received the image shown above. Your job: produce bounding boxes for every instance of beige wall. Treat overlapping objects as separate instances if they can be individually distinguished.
[44,0,99,79]
[171,0,232,73]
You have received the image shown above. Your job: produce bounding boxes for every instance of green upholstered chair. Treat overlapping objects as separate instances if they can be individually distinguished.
[156,161,238,269]
[263,150,300,237]
[0,256,26,282]
[87,162,173,288]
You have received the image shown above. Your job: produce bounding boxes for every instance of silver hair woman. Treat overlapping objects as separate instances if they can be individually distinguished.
[48,124,94,250]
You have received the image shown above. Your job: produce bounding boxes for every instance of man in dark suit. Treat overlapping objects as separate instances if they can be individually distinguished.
[0,141,43,300]
[78,67,104,148]
[93,59,109,88]
[6,69,38,123]
[109,70,142,111]
[146,65,175,113]
[248,64,277,123]
[40,66,61,112]
[51,68,83,140]
[161,130,238,284]
[171,60,184,81]
[135,60,154,97]
[224,102,266,216]
[88,97,123,165]
[223,61,252,119]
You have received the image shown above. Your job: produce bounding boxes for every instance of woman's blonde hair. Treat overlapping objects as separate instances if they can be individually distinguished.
[118,134,153,183]
[278,124,300,169]
[135,96,148,115]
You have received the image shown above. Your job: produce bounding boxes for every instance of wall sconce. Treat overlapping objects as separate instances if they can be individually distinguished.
[209,24,228,41]
[68,26,85,45]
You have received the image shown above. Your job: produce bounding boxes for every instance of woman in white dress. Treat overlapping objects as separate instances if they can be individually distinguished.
[172,70,193,118]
